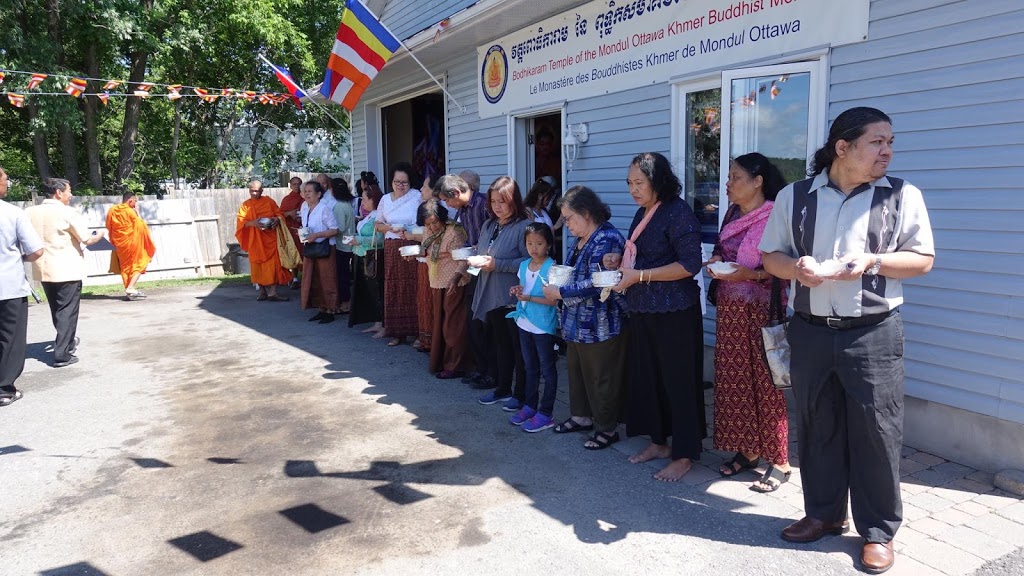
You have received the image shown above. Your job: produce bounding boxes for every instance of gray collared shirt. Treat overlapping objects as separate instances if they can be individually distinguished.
[0,200,44,301]
[759,172,935,317]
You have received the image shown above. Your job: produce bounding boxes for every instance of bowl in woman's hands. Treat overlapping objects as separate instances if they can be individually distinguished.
[451,247,475,260]
[592,270,622,287]
[399,244,424,257]
[708,262,739,275]
[391,224,406,232]
[408,226,425,235]
[546,265,574,287]
[341,235,355,244]
[466,255,490,268]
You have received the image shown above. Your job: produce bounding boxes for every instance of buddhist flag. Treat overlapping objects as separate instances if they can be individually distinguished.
[8,93,26,108]
[27,73,47,90]
[241,90,257,102]
[770,81,780,100]
[194,87,218,103]
[98,92,110,105]
[0,71,5,84]
[264,58,307,109]
[103,80,122,91]
[133,82,153,97]
[258,93,273,105]
[167,84,183,100]
[221,88,234,98]
[65,78,88,98]
[320,0,401,111]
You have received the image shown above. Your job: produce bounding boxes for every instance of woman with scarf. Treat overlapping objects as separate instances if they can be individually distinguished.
[418,198,471,378]
[707,152,791,492]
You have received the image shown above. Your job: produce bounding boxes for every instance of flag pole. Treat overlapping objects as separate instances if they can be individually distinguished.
[357,2,467,113]
[257,53,349,131]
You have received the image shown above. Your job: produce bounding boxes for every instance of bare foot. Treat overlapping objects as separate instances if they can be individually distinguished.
[628,443,672,464]
[361,322,383,334]
[654,458,693,482]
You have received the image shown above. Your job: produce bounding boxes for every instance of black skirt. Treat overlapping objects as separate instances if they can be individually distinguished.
[348,250,384,327]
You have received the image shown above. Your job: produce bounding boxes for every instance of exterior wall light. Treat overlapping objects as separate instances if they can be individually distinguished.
[562,123,589,168]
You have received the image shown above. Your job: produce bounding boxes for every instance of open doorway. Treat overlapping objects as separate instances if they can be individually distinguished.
[513,112,564,261]
[381,92,445,186]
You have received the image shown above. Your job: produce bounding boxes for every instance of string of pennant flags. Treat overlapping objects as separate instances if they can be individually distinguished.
[0,69,298,109]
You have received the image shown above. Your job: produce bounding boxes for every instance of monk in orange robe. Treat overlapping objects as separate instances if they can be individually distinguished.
[235,180,291,301]
[278,176,304,286]
[105,192,157,300]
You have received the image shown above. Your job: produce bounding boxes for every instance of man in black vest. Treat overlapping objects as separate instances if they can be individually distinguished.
[760,107,935,574]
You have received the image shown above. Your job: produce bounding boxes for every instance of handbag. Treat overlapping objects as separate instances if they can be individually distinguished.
[363,229,379,278]
[760,277,791,390]
[706,278,719,307]
[302,240,330,259]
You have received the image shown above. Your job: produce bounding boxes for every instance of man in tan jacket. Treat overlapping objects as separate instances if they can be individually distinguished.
[26,178,104,368]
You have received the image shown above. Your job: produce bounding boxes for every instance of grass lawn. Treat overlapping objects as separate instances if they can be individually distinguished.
[72,274,253,298]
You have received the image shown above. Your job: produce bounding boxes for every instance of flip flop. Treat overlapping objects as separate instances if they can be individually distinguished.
[750,465,791,493]
[719,452,760,477]
[553,418,593,434]
[387,338,405,347]
[267,295,289,302]
[0,390,23,407]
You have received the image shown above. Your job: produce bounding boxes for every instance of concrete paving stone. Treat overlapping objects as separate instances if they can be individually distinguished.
[900,477,933,495]
[929,484,982,505]
[778,492,806,513]
[700,476,759,507]
[679,463,719,487]
[993,501,1024,524]
[929,507,975,527]
[904,491,956,513]
[912,468,963,488]
[934,525,1017,562]
[966,513,1024,546]
[965,470,996,485]
[995,469,1024,496]
[883,554,950,576]
[901,445,919,458]
[972,489,1023,510]
[952,500,992,517]
[892,526,929,550]
[908,451,946,467]
[901,537,987,575]
[947,477,995,496]
[900,503,930,523]
[900,457,930,476]
[905,517,952,537]
[931,461,974,478]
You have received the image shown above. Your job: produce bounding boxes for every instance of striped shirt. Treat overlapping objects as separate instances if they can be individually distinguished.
[759,172,934,317]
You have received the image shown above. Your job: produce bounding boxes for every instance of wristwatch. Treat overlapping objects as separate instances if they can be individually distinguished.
[865,256,882,276]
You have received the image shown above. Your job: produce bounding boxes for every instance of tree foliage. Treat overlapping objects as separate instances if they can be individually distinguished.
[0,0,349,200]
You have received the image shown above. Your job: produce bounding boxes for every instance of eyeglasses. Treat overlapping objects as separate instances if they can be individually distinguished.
[392,180,410,186]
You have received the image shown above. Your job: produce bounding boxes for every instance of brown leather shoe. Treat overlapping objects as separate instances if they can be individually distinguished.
[861,542,895,574]
[781,516,850,543]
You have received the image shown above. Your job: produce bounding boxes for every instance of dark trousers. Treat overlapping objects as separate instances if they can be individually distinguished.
[42,281,82,363]
[0,297,29,395]
[335,250,352,303]
[518,329,557,415]
[566,334,628,433]
[789,312,904,543]
[485,307,525,400]
[626,307,706,460]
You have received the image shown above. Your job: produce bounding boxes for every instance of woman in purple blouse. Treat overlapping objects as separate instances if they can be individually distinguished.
[612,152,706,482]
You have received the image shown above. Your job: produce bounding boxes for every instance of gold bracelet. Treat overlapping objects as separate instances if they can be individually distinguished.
[639,270,644,283]
[646,270,652,284]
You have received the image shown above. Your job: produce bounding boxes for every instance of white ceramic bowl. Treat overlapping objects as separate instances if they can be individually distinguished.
[466,255,490,268]
[451,247,475,260]
[408,226,425,235]
[257,217,274,228]
[546,265,574,287]
[708,262,738,275]
[592,270,622,287]
[391,224,406,232]
[399,245,423,257]
[416,256,428,263]
[341,235,355,244]
[812,259,847,277]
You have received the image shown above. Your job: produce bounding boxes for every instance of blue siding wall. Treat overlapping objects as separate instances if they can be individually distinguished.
[379,0,478,41]
[831,0,1024,424]
[445,55,509,186]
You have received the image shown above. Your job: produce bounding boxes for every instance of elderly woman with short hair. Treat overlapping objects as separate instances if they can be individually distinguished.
[300,180,340,324]
[542,186,627,450]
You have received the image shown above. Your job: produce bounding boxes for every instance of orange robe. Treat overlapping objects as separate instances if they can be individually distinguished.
[279,190,304,252]
[235,196,292,286]
[105,202,157,288]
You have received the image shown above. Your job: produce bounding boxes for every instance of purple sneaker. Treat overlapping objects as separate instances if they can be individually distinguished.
[522,412,555,433]
[509,406,537,426]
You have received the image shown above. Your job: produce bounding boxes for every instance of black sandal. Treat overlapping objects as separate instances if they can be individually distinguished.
[553,418,594,434]
[750,465,791,493]
[719,452,760,477]
[584,431,620,450]
[0,390,23,407]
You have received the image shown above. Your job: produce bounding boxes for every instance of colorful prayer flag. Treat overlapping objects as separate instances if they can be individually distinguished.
[194,87,218,103]
[770,81,780,100]
[221,88,234,98]
[265,59,308,109]
[8,93,25,108]
[320,0,402,111]
[27,73,47,90]
[432,18,450,43]
[0,71,5,85]
[167,84,183,101]
[65,78,88,98]
[133,82,153,97]
[241,90,257,102]
[258,93,274,105]
[98,92,110,105]
[103,80,122,91]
